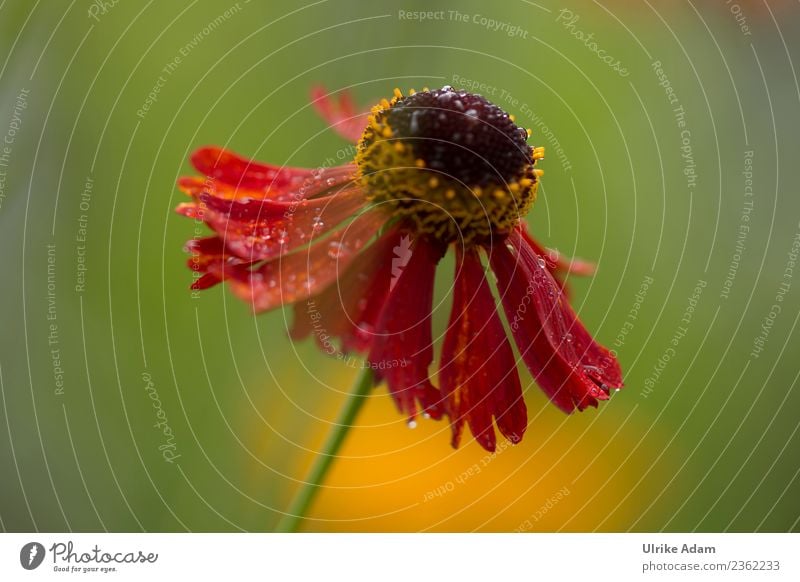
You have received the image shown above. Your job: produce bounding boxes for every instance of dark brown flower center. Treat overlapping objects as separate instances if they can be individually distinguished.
[356,87,543,244]
[385,87,533,187]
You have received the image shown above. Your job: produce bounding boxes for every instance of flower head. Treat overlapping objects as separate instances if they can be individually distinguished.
[176,86,623,452]
[357,86,540,244]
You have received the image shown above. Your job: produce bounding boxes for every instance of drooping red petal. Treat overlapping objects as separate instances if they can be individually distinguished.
[439,248,527,452]
[190,146,315,191]
[184,238,253,292]
[367,236,447,421]
[192,272,223,290]
[178,154,361,266]
[518,225,596,278]
[310,86,370,144]
[183,235,251,291]
[513,232,623,390]
[194,185,367,262]
[489,230,623,413]
[290,226,402,354]
[196,185,359,222]
[180,156,357,204]
[216,208,388,313]
[184,235,225,271]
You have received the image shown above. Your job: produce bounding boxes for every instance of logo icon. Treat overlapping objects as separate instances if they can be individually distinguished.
[390,235,414,290]
[20,542,45,570]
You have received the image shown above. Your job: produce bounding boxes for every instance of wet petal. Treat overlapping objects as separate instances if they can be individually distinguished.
[184,235,225,268]
[184,235,254,291]
[181,154,357,203]
[519,225,596,278]
[191,146,315,191]
[440,248,526,451]
[290,226,402,354]
[196,185,367,261]
[368,236,447,420]
[216,208,387,313]
[489,230,622,413]
[310,86,370,144]
[512,231,623,391]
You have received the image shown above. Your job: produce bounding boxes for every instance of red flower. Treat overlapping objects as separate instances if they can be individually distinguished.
[176,86,623,451]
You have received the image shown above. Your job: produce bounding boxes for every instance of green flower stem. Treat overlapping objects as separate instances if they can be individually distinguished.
[275,366,374,533]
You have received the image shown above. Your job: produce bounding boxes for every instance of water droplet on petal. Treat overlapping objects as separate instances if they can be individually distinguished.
[327,240,350,259]
[422,412,431,420]
[407,420,418,429]
[536,257,546,269]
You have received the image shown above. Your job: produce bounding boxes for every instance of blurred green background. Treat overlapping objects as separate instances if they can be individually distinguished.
[1,0,799,532]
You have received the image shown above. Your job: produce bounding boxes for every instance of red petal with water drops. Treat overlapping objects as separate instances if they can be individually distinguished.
[519,225,596,278]
[290,226,402,354]
[367,236,447,421]
[196,185,366,262]
[310,86,370,144]
[440,248,527,452]
[182,236,250,290]
[191,146,316,192]
[184,244,253,291]
[489,230,623,413]
[184,235,224,269]
[215,208,387,313]
[181,154,356,205]
[513,231,623,391]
